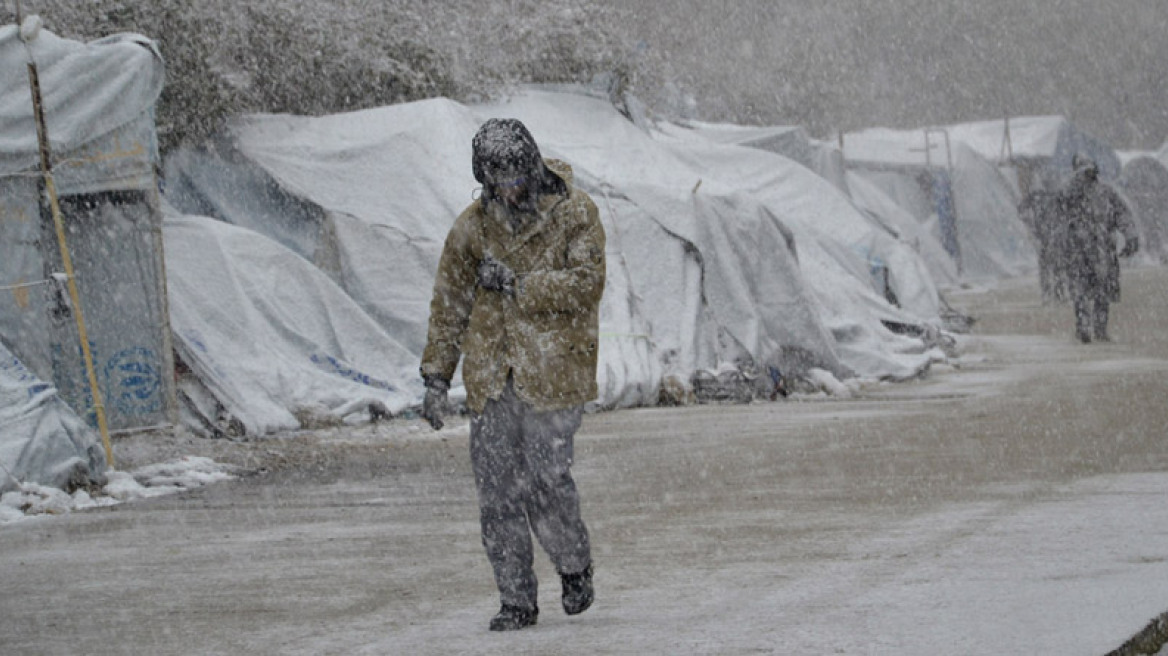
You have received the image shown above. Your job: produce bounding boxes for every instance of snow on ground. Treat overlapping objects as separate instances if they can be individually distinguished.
[1,270,1167,655]
[0,456,238,525]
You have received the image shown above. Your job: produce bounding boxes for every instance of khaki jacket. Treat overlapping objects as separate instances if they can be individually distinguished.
[421,160,606,413]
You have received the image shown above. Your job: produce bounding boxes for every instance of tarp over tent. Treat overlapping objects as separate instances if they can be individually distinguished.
[165,96,662,420]
[657,118,950,313]
[939,116,1123,188]
[1,339,106,494]
[2,21,170,487]
[164,214,425,436]
[0,22,174,430]
[658,121,852,196]
[843,128,1036,280]
[165,89,948,434]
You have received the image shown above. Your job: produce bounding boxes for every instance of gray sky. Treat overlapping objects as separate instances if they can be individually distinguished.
[605,0,1168,150]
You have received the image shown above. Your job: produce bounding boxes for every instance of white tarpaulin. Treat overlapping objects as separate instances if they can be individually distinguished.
[165,214,424,436]
[0,22,163,179]
[0,340,106,494]
[163,89,950,434]
[652,115,943,329]
[2,22,168,488]
[844,129,1036,280]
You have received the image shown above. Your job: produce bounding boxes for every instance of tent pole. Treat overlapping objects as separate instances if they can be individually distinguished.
[23,44,116,468]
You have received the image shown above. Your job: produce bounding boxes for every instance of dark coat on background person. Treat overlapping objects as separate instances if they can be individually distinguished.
[1018,189,1068,302]
[420,159,606,414]
[1057,170,1138,302]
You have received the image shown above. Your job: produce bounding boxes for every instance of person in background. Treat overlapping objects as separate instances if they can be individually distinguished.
[1057,154,1139,343]
[1018,187,1068,304]
[419,118,606,631]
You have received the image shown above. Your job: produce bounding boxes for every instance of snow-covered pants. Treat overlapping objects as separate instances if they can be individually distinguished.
[1073,286,1110,341]
[470,378,591,609]
[1070,266,1112,341]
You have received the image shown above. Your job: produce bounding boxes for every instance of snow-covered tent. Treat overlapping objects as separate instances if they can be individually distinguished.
[843,127,1036,281]
[939,116,1123,192]
[660,119,957,299]
[165,96,662,420]
[2,20,173,486]
[845,172,960,288]
[661,121,851,195]
[1117,154,1168,264]
[164,214,425,436]
[1,339,106,493]
[164,89,948,434]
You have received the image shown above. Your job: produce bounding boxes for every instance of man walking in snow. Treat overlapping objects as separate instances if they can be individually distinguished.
[419,118,605,631]
[1018,188,1068,304]
[1057,154,1139,343]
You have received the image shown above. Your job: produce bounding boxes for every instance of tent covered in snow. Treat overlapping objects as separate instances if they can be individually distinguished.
[0,21,175,433]
[164,88,948,434]
[164,213,426,436]
[843,127,1036,281]
[939,116,1123,192]
[2,20,175,487]
[659,121,852,197]
[1,339,106,493]
[660,119,958,300]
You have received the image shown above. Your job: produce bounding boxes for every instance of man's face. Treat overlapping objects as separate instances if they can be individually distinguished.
[493,174,535,212]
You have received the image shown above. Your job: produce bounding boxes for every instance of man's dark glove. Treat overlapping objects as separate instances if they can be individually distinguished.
[477,255,516,296]
[1120,235,1139,258]
[421,376,449,430]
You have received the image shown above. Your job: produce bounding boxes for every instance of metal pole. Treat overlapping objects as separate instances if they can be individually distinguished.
[24,42,116,468]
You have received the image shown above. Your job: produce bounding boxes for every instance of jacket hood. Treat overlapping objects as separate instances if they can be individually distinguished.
[544,158,573,187]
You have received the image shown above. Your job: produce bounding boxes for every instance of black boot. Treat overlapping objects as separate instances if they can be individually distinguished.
[489,604,538,631]
[561,565,594,615]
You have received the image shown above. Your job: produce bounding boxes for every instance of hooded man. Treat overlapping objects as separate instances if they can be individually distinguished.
[420,118,605,631]
[1057,154,1139,342]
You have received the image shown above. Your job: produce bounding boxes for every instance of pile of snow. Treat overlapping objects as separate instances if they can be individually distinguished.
[0,455,237,525]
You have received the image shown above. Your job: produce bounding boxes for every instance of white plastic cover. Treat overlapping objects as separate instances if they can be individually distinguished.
[0,340,106,494]
[165,215,425,436]
[0,25,164,177]
[163,90,951,433]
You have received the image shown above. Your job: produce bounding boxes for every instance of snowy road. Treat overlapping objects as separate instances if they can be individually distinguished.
[2,268,1168,655]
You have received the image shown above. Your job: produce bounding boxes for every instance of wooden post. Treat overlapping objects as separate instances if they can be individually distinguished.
[25,44,116,468]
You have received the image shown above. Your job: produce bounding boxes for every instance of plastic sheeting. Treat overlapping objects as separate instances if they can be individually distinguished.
[164,89,944,433]
[0,24,164,179]
[2,23,172,493]
[165,215,425,436]
[844,131,1036,280]
[0,339,106,494]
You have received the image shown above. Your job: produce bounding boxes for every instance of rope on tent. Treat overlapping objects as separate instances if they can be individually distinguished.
[1,157,114,180]
[0,278,53,292]
[18,15,115,469]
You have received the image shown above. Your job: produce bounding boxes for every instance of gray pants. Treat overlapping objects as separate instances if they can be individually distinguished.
[1071,268,1111,342]
[470,379,591,609]
[1073,288,1110,341]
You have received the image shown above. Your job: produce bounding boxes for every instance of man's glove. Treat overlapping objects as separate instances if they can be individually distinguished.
[1120,235,1139,258]
[477,255,516,296]
[421,376,449,430]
